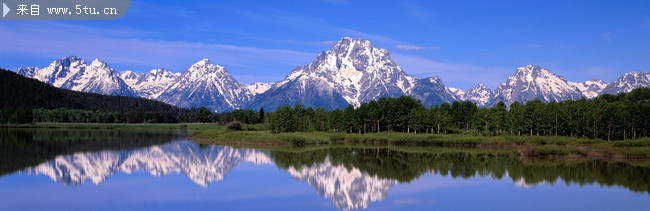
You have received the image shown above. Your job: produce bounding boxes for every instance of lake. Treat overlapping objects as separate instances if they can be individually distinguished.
[0,128,648,210]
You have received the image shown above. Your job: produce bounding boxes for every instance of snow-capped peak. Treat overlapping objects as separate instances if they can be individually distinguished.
[192,58,213,67]
[448,87,466,100]
[515,65,540,73]
[247,82,273,95]
[463,84,492,106]
[333,37,375,57]
[126,68,180,99]
[16,67,39,77]
[569,79,607,99]
[186,59,226,74]
[428,76,442,84]
[142,68,177,80]
[513,65,553,83]
[119,70,139,86]
[249,37,419,110]
[51,56,84,67]
[599,71,650,95]
[448,87,465,95]
[17,56,135,96]
[90,58,108,67]
[156,59,252,112]
[489,65,583,106]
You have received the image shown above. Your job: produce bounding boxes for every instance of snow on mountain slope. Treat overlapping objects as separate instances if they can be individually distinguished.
[448,87,466,100]
[16,46,646,111]
[119,70,139,86]
[247,82,273,95]
[247,65,350,111]
[409,76,459,106]
[448,84,492,107]
[488,65,583,106]
[569,79,607,99]
[248,37,446,111]
[156,59,252,112]
[463,84,492,107]
[16,56,252,110]
[17,56,136,96]
[17,56,85,87]
[130,68,180,99]
[59,58,136,96]
[16,67,39,78]
[599,72,649,95]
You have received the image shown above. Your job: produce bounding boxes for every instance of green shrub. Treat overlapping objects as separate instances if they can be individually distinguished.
[225,121,243,131]
[531,146,570,156]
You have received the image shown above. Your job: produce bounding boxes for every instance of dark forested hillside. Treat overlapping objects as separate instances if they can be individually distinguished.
[1,68,182,111]
[0,68,193,123]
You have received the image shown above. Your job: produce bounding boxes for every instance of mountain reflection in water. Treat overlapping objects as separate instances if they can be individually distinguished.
[24,141,273,187]
[20,140,395,209]
[1,129,649,210]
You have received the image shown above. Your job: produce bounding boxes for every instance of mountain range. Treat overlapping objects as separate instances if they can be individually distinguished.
[18,56,136,97]
[15,38,650,111]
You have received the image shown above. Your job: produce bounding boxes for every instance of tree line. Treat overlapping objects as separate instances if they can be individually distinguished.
[266,87,649,141]
[0,107,216,124]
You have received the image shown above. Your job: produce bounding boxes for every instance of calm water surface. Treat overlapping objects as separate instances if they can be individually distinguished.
[0,128,648,210]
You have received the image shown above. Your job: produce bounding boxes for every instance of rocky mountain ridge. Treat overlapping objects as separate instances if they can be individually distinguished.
[15,39,649,110]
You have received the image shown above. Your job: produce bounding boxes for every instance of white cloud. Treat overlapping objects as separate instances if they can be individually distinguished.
[393,199,422,205]
[304,40,337,45]
[396,45,440,51]
[0,22,315,73]
[233,8,403,46]
[396,45,427,50]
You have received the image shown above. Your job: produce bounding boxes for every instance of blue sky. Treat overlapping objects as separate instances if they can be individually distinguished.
[1,0,649,89]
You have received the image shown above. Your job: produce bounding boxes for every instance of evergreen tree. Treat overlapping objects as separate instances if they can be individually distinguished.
[259,107,265,124]
[196,107,212,123]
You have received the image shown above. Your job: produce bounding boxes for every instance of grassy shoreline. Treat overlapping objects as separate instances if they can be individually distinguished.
[3,123,649,159]
[191,128,650,159]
